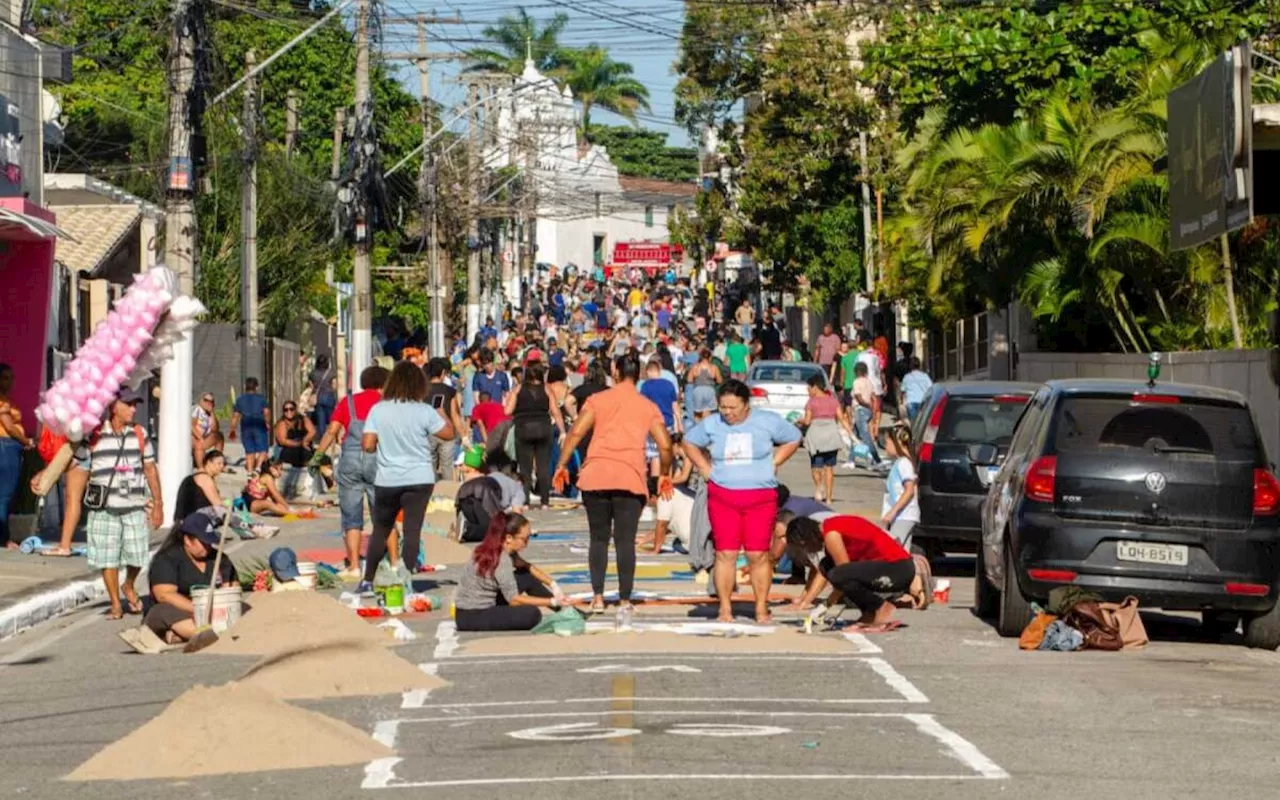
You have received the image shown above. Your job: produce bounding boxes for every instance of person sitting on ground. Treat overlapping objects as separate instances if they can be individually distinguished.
[242,459,295,516]
[173,449,227,523]
[190,393,224,469]
[454,512,565,631]
[784,514,922,630]
[641,456,696,553]
[455,447,527,542]
[274,399,316,468]
[119,509,236,654]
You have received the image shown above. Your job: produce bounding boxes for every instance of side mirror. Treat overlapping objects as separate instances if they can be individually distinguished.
[969,443,999,466]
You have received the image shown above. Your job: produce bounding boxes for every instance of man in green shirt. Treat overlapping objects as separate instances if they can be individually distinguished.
[837,341,859,406]
[725,333,751,379]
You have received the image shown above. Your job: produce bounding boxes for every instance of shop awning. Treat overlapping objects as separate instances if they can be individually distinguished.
[0,205,74,242]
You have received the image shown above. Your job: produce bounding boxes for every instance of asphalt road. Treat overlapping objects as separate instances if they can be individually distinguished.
[3,463,1280,799]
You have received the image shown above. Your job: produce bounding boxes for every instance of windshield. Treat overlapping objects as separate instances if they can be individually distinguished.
[1052,396,1259,461]
[749,364,826,386]
[936,398,1029,445]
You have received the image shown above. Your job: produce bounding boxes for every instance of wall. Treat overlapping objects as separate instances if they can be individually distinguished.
[0,238,55,419]
[1017,349,1280,465]
[0,26,43,205]
[539,201,677,269]
[190,324,302,418]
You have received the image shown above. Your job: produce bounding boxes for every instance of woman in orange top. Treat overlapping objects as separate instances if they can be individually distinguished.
[554,353,674,615]
[0,364,34,549]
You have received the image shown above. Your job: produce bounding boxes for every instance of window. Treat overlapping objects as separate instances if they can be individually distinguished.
[937,397,1031,446]
[667,204,675,220]
[593,235,606,266]
[1051,397,1258,460]
[644,205,654,228]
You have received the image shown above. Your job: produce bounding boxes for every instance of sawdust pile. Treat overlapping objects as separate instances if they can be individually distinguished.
[204,591,390,655]
[238,641,448,699]
[423,533,473,565]
[66,683,392,781]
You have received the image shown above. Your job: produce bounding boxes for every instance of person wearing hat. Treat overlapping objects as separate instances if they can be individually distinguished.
[75,389,163,620]
[455,446,526,542]
[118,509,236,654]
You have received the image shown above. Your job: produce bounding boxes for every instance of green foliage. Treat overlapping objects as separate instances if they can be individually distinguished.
[31,0,423,336]
[860,0,1272,133]
[584,125,696,182]
[464,6,573,77]
[563,46,650,129]
[673,1,772,130]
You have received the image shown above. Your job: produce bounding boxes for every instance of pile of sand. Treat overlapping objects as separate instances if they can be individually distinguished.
[238,642,449,700]
[67,683,392,781]
[423,534,473,565]
[205,591,390,656]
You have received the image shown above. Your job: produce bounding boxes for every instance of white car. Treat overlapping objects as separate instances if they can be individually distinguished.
[745,361,830,423]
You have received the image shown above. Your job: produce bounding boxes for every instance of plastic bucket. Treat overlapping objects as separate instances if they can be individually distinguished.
[295,561,317,589]
[384,584,405,614]
[191,585,243,634]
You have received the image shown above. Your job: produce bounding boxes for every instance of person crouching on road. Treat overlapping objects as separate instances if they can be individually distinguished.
[784,514,920,630]
[454,512,565,632]
[118,510,236,654]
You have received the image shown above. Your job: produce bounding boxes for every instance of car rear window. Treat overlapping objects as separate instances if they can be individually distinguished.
[750,365,826,385]
[1051,396,1259,460]
[936,397,1028,445]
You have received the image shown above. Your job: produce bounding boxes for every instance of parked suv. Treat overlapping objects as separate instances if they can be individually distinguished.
[977,379,1280,649]
[910,382,1039,557]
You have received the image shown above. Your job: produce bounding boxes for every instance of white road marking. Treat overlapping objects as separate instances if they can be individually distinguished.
[371,720,400,749]
[361,758,403,790]
[906,713,1010,780]
[508,722,641,741]
[400,663,441,709]
[577,664,702,674]
[666,723,792,737]
[433,621,458,659]
[433,654,882,665]
[864,657,930,703]
[367,772,999,789]
[397,709,964,724]
[841,632,883,654]
[406,696,912,709]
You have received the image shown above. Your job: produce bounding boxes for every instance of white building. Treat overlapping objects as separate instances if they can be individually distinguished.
[484,55,695,288]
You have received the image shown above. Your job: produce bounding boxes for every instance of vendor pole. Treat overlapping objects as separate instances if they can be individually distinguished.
[159,0,205,523]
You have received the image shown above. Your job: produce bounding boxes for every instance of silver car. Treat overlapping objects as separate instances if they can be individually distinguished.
[746,361,830,423]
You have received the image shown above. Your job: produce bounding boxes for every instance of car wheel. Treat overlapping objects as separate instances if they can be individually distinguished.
[1241,603,1280,650]
[973,543,998,619]
[997,545,1034,637]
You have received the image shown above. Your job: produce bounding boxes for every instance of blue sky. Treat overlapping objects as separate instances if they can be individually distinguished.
[376,0,691,146]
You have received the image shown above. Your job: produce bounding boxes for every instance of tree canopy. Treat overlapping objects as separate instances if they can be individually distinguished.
[585,125,696,183]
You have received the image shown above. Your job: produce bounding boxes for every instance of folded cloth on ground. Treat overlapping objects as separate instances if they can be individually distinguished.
[531,607,587,636]
[19,536,87,556]
[1038,620,1084,651]
[1048,585,1103,616]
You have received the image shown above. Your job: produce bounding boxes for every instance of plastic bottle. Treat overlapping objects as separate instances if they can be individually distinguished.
[615,604,634,633]
[372,561,398,606]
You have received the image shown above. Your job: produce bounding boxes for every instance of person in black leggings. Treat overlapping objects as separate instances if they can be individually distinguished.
[504,362,565,508]
[454,512,565,631]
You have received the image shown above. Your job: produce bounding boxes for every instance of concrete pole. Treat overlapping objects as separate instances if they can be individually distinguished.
[350,0,373,371]
[417,16,445,357]
[466,82,482,343]
[859,130,874,297]
[331,107,345,183]
[240,50,260,392]
[285,88,298,158]
[158,0,200,523]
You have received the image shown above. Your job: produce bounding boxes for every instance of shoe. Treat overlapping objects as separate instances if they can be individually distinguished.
[357,581,374,594]
[183,627,220,654]
[338,568,361,581]
[672,539,688,555]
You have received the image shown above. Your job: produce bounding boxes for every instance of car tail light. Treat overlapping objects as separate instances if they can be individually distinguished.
[1028,568,1077,583]
[1025,456,1057,503]
[749,387,769,398]
[1130,394,1180,404]
[1225,582,1270,596]
[1254,468,1280,516]
[992,395,1029,404]
[917,396,948,463]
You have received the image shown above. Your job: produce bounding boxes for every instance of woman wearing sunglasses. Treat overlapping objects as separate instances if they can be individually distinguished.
[274,400,316,468]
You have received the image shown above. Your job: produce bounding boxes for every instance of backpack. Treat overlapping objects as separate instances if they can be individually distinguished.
[455,476,503,543]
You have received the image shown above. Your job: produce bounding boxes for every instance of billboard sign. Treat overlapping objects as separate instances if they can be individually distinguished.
[1168,43,1253,251]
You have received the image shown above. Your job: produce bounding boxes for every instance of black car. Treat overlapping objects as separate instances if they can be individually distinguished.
[977,379,1280,649]
[910,381,1039,557]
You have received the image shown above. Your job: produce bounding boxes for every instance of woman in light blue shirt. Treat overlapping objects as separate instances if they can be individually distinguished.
[683,380,801,623]
[360,361,456,590]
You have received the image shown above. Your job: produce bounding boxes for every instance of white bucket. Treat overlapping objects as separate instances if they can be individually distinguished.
[294,561,317,590]
[191,585,243,634]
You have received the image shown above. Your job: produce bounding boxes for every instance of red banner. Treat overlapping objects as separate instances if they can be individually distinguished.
[612,241,683,266]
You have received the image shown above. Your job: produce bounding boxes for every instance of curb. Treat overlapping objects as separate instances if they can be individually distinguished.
[0,575,107,641]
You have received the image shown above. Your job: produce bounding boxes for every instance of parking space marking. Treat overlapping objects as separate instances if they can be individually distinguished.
[864,657,930,703]
[360,711,1008,789]
[433,621,459,659]
[400,663,441,709]
[405,696,911,709]
[430,654,883,665]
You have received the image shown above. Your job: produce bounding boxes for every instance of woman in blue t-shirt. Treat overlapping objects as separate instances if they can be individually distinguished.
[683,380,801,623]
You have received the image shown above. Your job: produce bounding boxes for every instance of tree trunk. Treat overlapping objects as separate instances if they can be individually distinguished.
[1220,234,1244,349]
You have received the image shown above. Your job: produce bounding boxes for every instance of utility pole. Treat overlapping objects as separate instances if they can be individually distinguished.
[522,127,537,314]
[158,0,203,523]
[285,88,298,158]
[859,130,874,297]
[241,49,260,392]
[467,81,482,343]
[350,0,373,372]
[331,107,345,182]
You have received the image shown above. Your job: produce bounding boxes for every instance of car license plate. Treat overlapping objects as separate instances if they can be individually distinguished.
[1116,541,1188,567]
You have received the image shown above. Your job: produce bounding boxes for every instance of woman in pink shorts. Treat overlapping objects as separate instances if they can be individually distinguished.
[683,380,801,622]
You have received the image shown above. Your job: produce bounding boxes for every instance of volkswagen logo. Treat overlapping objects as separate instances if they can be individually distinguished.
[1144,472,1167,494]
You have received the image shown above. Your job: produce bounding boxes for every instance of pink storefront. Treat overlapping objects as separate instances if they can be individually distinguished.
[0,197,63,421]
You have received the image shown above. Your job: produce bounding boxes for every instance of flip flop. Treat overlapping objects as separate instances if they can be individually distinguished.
[44,548,73,557]
[123,597,143,615]
[105,610,124,621]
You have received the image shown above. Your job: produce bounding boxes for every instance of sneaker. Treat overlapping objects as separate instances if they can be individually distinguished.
[357,581,374,594]
[338,568,362,581]
[671,538,688,555]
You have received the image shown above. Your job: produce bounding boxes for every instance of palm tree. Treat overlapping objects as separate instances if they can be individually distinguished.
[464,7,572,77]
[564,45,651,129]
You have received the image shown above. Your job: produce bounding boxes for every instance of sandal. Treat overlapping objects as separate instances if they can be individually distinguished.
[45,547,73,557]
[589,598,606,615]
